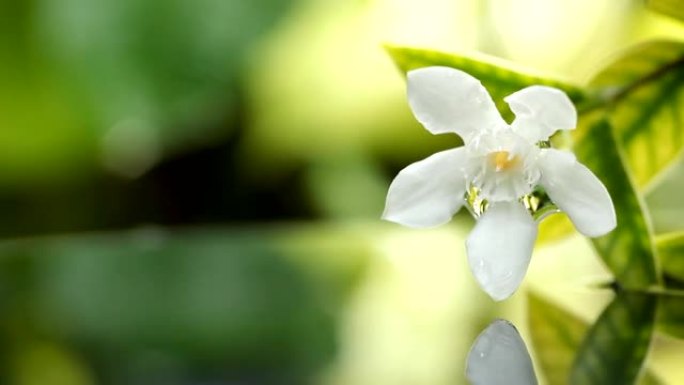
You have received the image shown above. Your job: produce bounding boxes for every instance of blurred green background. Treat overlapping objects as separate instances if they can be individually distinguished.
[2,0,684,384]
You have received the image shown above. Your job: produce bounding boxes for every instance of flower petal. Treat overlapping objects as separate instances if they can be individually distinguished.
[382,147,467,228]
[407,66,504,142]
[505,85,576,142]
[466,201,537,301]
[538,149,616,237]
[466,319,538,385]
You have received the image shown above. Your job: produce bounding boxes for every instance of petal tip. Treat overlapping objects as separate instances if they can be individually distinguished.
[489,289,514,302]
[582,210,617,238]
[380,208,405,226]
[406,66,504,139]
[506,85,577,140]
[381,210,450,229]
[464,241,525,302]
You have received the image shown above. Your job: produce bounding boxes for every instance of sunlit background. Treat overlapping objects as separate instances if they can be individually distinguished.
[1,0,684,383]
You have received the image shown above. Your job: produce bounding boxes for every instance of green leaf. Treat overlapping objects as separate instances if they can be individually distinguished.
[655,292,684,339]
[641,372,665,385]
[385,46,585,120]
[542,42,684,242]
[528,293,588,385]
[646,0,684,21]
[528,292,662,385]
[570,292,657,385]
[537,206,577,244]
[306,152,388,220]
[0,228,340,372]
[656,231,684,283]
[589,41,684,187]
[574,118,659,287]
[0,0,295,184]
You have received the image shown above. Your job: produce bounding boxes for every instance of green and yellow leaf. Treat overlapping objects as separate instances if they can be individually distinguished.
[528,292,662,385]
[656,231,684,283]
[528,293,588,385]
[655,293,684,339]
[385,45,585,120]
[574,118,659,287]
[570,292,657,384]
[646,0,684,22]
[589,41,684,187]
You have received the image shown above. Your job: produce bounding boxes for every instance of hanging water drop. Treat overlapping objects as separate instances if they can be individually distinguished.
[464,186,488,219]
[464,185,559,221]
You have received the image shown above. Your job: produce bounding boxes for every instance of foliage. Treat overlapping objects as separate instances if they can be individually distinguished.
[388,35,684,383]
[527,293,588,385]
[588,41,684,188]
[386,43,675,286]
[0,0,294,184]
[529,292,663,385]
[0,227,362,384]
[573,118,658,287]
[569,292,657,385]
[656,231,684,283]
[1,0,683,383]
[647,0,684,21]
[656,292,684,339]
[386,46,585,122]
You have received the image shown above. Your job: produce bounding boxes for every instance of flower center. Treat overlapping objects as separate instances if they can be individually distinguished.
[488,151,520,172]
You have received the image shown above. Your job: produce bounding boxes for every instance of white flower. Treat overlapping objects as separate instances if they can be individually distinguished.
[466,319,537,385]
[382,66,616,301]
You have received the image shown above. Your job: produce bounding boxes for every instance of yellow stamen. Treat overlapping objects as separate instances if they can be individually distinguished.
[489,151,520,172]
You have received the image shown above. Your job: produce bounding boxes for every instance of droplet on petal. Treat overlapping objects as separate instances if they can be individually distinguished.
[465,186,489,218]
[466,201,537,301]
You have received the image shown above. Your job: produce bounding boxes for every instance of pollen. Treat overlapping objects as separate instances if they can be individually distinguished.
[489,151,520,172]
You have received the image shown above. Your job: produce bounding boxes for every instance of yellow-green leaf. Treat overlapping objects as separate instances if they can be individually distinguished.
[385,46,585,120]
[589,41,684,187]
[574,118,659,287]
[570,292,657,385]
[656,231,684,283]
[655,293,684,339]
[646,0,684,21]
[528,292,662,385]
[528,293,588,385]
[537,213,576,244]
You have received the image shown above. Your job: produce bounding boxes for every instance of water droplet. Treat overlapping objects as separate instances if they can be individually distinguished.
[524,186,560,221]
[464,186,488,219]
[464,185,559,221]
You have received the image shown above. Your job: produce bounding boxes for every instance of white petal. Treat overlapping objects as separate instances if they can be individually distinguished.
[538,149,616,237]
[382,147,467,228]
[466,201,537,301]
[466,319,538,385]
[505,85,577,142]
[407,66,504,142]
